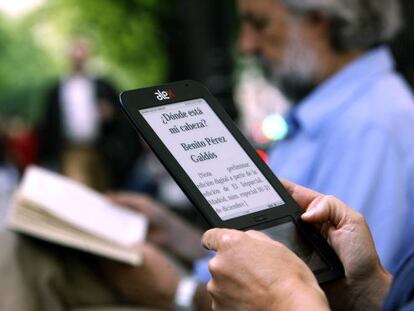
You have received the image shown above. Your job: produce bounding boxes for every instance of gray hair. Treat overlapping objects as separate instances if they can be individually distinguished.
[281,0,402,51]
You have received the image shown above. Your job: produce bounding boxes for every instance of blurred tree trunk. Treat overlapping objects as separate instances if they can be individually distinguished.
[162,0,239,121]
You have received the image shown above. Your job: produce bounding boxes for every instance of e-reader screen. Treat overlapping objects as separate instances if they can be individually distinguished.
[139,98,285,221]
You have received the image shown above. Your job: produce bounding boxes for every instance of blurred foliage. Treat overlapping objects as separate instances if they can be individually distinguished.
[0,16,57,121]
[0,0,171,123]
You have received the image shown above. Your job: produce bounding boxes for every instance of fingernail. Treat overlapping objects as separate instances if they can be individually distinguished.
[302,208,315,218]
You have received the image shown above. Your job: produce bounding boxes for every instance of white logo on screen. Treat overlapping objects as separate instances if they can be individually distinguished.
[155,90,170,101]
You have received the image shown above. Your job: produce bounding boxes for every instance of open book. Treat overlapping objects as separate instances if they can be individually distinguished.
[7,166,148,265]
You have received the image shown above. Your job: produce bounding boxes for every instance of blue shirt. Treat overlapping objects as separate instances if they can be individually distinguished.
[383,251,414,311]
[269,47,414,272]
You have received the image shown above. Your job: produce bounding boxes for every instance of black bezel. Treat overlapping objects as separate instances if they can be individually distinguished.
[120,80,344,283]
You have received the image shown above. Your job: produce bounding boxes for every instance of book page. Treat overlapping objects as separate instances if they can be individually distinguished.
[8,201,142,265]
[18,166,147,246]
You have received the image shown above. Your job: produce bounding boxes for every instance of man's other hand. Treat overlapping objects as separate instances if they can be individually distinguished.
[100,243,180,310]
[202,229,329,311]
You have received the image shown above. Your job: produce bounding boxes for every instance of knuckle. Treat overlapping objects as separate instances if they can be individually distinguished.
[323,195,342,211]
[208,257,229,279]
[245,230,256,236]
[246,229,269,240]
[324,195,337,203]
[206,280,214,293]
[353,211,365,223]
[208,257,221,274]
[206,280,219,298]
[221,231,242,247]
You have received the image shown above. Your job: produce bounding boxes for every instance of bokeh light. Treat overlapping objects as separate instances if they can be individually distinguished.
[0,0,45,18]
[261,114,289,141]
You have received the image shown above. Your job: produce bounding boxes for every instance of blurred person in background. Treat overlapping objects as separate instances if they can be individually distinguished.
[38,37,143,190]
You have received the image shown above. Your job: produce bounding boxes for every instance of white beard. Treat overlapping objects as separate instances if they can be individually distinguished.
[268,18,321,102]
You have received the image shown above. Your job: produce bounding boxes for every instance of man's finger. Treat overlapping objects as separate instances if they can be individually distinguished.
[301,196,347,227]
[280,179,323,210]
[202,228,239,251]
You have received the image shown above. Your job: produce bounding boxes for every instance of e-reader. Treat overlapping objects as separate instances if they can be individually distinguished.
[119,80,344,283]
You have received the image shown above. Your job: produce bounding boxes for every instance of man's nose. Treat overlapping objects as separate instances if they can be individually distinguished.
[239,25,260,56]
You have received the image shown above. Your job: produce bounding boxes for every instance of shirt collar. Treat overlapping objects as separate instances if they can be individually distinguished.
[289,46,395,136]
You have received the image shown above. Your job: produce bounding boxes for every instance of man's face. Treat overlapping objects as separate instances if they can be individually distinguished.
[238,0,323,100]
[69,40,90,72]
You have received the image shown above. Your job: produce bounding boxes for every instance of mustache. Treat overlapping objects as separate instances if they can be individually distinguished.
[247,54,274,80]
[243,54,317,103]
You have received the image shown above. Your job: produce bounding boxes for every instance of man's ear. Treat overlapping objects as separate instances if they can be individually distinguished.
[303,10,358,52]
[295,10,332,53]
